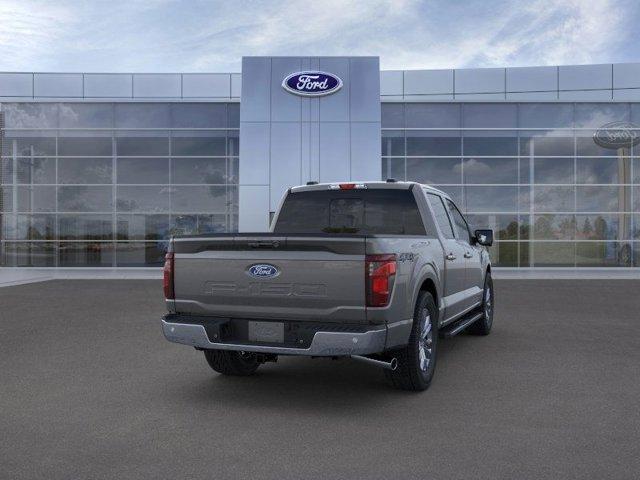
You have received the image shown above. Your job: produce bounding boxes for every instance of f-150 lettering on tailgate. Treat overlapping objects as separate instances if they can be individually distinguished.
[203,282,328,298]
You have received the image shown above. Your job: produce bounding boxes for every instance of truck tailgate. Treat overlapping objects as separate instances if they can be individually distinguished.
[172,235,366,323]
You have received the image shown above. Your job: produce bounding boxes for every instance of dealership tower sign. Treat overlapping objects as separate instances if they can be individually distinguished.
[282,71,343,97]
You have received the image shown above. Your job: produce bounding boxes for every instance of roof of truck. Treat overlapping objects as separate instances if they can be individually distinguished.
[290,180,450,198]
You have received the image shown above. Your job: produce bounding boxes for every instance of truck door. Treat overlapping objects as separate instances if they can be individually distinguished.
[426,193,467,320]
[445,199,483,308]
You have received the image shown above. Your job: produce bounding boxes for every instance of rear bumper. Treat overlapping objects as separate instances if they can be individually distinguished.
[161,316,409,356]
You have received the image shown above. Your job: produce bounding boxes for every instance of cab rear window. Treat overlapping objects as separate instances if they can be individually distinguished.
[274,189,426,235]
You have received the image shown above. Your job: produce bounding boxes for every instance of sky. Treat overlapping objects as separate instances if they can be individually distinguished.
[0,0,638,73]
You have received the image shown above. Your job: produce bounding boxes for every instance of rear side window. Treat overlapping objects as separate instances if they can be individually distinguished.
[274,189,426,235]
[427,193,454,239]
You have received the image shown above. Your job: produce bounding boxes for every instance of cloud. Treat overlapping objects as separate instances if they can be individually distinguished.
[0,0,636,72]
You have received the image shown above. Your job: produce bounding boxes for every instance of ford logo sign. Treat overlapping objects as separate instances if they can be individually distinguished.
[247,264,280,278]
[593,121,640,149]
[282,71,343,97]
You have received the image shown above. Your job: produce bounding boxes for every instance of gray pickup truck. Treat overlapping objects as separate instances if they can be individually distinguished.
[161,181,494,391]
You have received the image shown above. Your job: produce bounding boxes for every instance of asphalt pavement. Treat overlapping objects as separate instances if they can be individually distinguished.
[1,279,639,479]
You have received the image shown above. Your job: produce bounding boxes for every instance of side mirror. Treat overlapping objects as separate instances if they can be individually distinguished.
[474,229,493,247]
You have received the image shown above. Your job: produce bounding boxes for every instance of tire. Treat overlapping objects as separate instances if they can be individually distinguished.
[469,271,494,335]
[384,291,438,391]
[203,349,260,376]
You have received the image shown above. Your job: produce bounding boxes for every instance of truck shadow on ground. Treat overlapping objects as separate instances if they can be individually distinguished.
[171,338,461,414]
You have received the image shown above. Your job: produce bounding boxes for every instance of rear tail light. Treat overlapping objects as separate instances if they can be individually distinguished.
[365,254,396,307]
[163,252,175,300]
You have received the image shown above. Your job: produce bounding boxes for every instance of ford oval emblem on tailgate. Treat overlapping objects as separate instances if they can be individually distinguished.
[247,264,280,279]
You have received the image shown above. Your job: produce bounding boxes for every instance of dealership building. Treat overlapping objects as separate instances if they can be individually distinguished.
[0,57,639,270]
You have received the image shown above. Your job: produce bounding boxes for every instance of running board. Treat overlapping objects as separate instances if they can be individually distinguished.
[439,311,484,338]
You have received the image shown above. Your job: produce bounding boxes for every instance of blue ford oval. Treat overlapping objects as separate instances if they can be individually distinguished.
[247,264,280,278]
[282,71,343,97]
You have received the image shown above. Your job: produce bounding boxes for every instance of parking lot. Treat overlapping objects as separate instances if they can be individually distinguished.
[1,279,639,479]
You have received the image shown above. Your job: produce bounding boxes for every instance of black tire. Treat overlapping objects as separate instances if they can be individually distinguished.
[469,271,494,335]
[384,291,438,391]
[203,349,260,376]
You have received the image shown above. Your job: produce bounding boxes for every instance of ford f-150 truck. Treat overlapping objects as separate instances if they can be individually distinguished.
[161,181,494,391]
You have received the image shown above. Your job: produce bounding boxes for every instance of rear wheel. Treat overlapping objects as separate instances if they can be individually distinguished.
[384,291,438,391]
[204,349,260,376]
[469,271,493,335]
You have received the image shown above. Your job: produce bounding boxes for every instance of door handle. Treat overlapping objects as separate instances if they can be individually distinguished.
[446,253,457,261]
[464,252,473,258]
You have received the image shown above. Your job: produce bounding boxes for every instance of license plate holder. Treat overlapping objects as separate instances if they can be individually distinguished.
[248,321,284,343]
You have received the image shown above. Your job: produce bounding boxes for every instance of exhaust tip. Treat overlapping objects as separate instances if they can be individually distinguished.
[389,358,398,371]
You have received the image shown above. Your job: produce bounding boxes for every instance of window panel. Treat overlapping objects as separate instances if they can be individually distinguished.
[1,186,12,211]
[58,242,114,267]
[171,186,228,212]
[228,103,240,127]
[171,134,226,156]
[170,103,227,128]
[116,186,170,213]
[58,103,113,128]
[576,242,632,267]
[58,186,112,212]
[2,103,58,128]
[16,157,55,184]
[533,186,575,212]
[519,134,574,157]
[463,135,518,156]
[171,158,227,184]
[381,130,404,156]
[518,104,573,129]
[532,242,575,267]
[58,158,112,184]
[17,186,56,212]
[406,131,461,156]
[58,214,113,240]
[574,103,630,128]
[170,214,229,236]
[464,186,518,212]
[114,104,170,128]
[463,104,517,128]
[576,214,630,241]
[533,158,574,184]
[576,186,630,212]
[1,158,12,183]
[2,136,56,157]
[116,158,169,184]
[116,214,170,240]
[115,242,167,267]
[576,157,629,184]
[14,214,55,240]
[533,214,576,240]
[116,136,168,156]
[406,158,461,184]
[381,103,404,128]
[58,137,113,156]
[463,157,517,184]
[633,158,640,183]
[406,104,460,128]
[2,242,56,267]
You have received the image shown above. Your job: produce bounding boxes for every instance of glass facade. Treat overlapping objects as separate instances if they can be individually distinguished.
[382,103,640,268]
[0,102,239,267]
[1,100,638,268]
